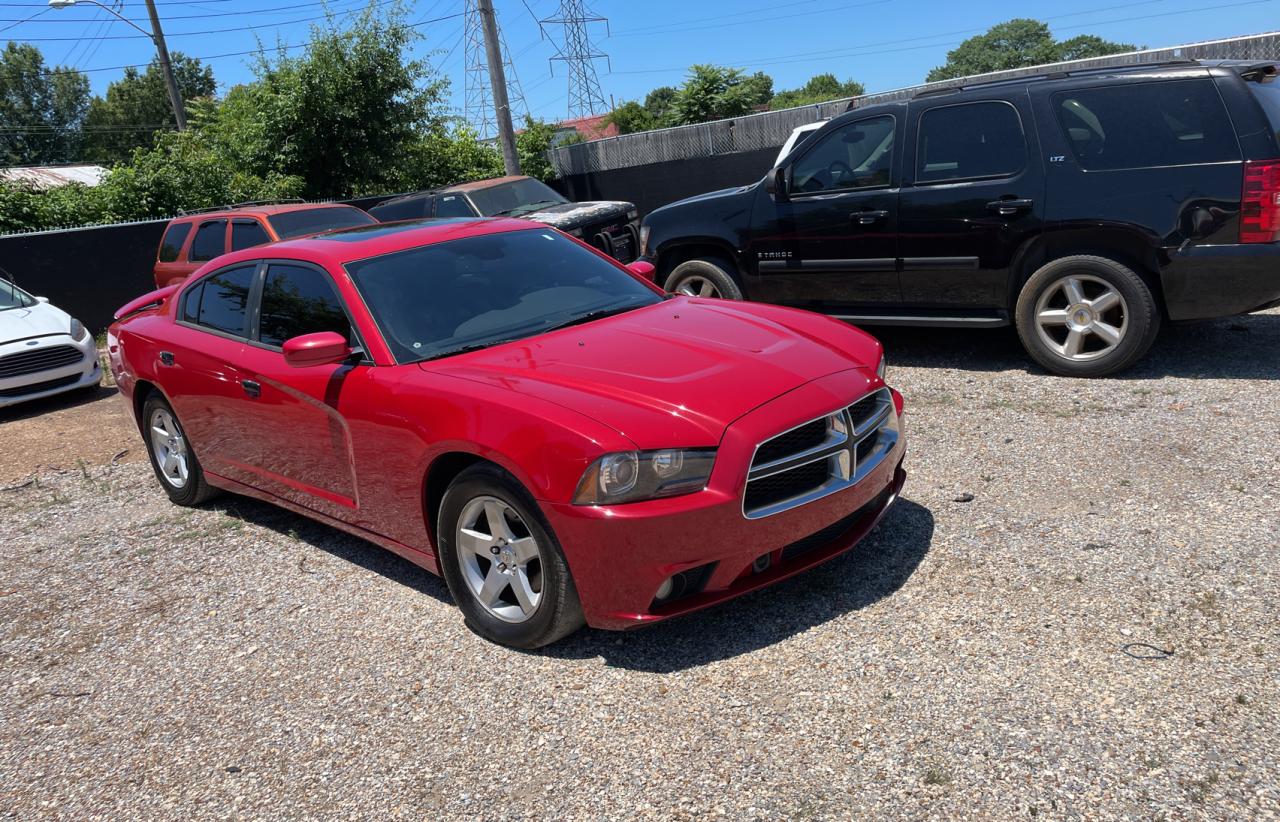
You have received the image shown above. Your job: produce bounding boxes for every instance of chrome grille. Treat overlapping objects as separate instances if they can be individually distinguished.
[743,388,898,519]
[0,345,84,379]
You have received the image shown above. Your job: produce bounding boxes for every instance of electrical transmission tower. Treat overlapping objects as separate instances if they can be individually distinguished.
[463,0,529,140]
[541,0,610,119]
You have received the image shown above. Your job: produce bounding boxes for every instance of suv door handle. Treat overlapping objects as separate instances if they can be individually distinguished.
[987,198,1034,216]
[853,210,889,226]
[241,379,261,399]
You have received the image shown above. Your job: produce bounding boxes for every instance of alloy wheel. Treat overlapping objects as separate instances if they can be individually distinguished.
[1033,274,1130,362]
[455,496,544,623]
[675,275,722,299]
[149,407,189,489]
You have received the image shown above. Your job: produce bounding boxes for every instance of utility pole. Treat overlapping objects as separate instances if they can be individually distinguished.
[477,0,520,175]
[143,0,186,131]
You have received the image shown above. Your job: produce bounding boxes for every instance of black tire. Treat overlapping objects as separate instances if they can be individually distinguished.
[437,464,585,648]
[141,393,220,506]
[1014,255,1161,377]
[664,256,745,300]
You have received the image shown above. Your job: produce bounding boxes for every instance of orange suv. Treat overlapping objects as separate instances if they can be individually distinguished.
[152,200,376,288]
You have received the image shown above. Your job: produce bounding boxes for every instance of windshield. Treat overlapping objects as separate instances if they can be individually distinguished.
[345,228,661,363]
[0,277,36,311]
[268,206,376,240]
[1251,80,1280,144]
[467,178,569,217]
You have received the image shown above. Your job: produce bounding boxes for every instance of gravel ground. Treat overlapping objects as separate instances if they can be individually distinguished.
[1,311,1277,820]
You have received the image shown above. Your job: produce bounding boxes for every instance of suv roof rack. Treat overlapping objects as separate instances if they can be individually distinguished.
[177,198,307,216]
[911,58,1202,100]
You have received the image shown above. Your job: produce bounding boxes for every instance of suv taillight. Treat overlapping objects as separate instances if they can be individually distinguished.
[1241,160,1280,243]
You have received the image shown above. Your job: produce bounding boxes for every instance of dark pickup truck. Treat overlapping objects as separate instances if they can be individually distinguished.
[639,59,1280,376]
[371,176,641,262]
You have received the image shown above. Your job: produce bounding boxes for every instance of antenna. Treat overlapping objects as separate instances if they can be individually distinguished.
[463,0,529,140]
[541,0,610,119]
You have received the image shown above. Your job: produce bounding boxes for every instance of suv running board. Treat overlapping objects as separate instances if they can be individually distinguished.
[832,314,1010,329]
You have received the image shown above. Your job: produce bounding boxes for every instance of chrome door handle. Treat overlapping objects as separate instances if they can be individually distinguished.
[853,209,889,225]
[987,198,1034,216]
[159,351,174,366]
[241,379,260,398]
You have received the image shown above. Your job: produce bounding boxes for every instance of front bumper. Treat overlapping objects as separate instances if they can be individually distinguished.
[545,369,906,630]
[0,335,100,409]
[1161,243,1280,320]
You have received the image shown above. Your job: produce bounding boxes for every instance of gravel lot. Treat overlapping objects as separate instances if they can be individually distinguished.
[2,311,1277,820]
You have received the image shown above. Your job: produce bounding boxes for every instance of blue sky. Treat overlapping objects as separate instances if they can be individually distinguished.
[4,0,1278,125]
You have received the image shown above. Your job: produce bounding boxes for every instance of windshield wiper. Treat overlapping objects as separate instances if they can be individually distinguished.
[417,338,523,362]
[542,304,639,334]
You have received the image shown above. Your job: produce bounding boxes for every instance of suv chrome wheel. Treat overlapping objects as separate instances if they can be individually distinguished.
[675,275,721,298]
[455,496,544,623]
[1033,274,1129,362]
[149,407,189,488]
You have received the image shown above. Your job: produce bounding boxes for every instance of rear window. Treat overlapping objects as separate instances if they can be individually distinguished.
[158,222,192,262]
[370,197,426,222]
[189,219,227,263]
[231,220,271,251]
[267,206,376,240]
[1055,79,1240,171]
[1250,80,1280,144]
[193,264,256,337]
[434,195,475,218]
[916,101,1026,183]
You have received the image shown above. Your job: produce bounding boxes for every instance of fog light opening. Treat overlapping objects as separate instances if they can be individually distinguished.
[752,553,771,573]
[654,577,675,601]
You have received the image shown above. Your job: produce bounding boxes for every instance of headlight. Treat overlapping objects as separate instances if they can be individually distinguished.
[639,224,651,256]
[573,449,716,505]
[876,353,887,381]
[627,209,638,222]
[70,318,89,342]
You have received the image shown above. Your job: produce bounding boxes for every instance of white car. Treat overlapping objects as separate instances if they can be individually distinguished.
[0,278,100,408]
[774,121,827,166]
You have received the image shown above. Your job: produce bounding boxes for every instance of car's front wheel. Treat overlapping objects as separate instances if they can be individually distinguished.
[437,464,585,648]
[664,256,744,300]
[142,393,219,506]
[1015,255,1161,377]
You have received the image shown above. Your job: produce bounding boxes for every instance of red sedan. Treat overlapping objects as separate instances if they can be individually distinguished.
[108,219,906,648]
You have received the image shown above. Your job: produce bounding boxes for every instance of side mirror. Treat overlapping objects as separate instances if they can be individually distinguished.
[765,165,789,202]
[626,260,657,282]
[282,331,352,368]
[36,296,50,304]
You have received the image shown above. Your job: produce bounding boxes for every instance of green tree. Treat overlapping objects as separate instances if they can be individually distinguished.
[771,73,865,109]
[214,2,446,198]
[396,124,502,191]
[0,43,90,165]
[643,86,678,127]
[927,19,1135,82]
[603,101,654,135]
[82,53,215,165]
[515,117,560,182]
[672,65,771,125]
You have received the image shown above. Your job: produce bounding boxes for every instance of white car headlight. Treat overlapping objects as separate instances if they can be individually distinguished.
[70,318,89,342]
[574,449,716,505]
[639,224,651,256]
[876,353,887,381]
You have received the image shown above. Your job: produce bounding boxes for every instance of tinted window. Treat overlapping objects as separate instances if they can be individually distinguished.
[159,222,192,262]
[467,178,568,217]
[182,281,203,323]
[267,206,376,240]
[792,116,895,193]
[370,197,426,222]
[1249,81,1280,145]
[231,220,271,251]
[189,219,227,263]
[1055,79,1240,171]
[917,101,1025,183]
[259,264,351,347]
[195,265,256,336]
[434,195,475,218]
[346,228,661,363]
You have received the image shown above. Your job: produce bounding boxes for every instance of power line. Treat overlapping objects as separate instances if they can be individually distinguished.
[0,6,50,35]
[1,0,372,23]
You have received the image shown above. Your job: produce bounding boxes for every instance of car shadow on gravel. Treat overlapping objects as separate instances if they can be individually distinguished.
[869,312,1280,380]
[539,498,935,672]
[0,384,117,423]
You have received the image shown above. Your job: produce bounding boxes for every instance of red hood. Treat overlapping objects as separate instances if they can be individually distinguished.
[422,298,882,448]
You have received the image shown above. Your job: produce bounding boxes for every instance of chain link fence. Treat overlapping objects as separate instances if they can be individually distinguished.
[548,31,1280,177]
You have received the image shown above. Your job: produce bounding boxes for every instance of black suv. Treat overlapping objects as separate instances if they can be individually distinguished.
[639,60,1280,376]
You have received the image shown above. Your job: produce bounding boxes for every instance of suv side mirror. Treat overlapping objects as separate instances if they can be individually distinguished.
[766,165,790,202]
[283,331,352,368]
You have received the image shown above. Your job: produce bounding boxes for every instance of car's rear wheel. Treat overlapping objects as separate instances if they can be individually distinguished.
[142,394,219,506]
[437,464,585,648]
[1015,255,1160,377]
[664,256,744,300]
